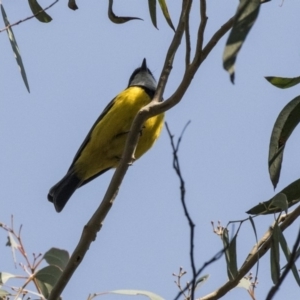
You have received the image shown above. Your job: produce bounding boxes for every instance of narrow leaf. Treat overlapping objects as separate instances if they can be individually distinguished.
[265,76,300,89]
[28,0,52,23]
[276,225,300,286]
[270,224,280,284]
[268,96,300,188]
[0,273,16,285]
[247,178,300,215]
[109,290,164,300]
[7,232,19,265]
[43,248,69,271]
[148,0,157,29]
[34,265,62,298]
[1,4,30,92]
[158,0,175,31]
[270,193,288,213]
[221,228,238,280]
[223,0,260,83]
[194,274,209,291]
[108,0,143,24]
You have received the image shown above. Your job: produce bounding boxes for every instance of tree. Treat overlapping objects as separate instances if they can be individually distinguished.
[1,0,300,299]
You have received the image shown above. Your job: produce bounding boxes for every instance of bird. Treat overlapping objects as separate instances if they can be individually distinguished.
[48,58,164,212]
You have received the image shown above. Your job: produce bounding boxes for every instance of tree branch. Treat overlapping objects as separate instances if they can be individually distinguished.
[47,2,192,300]
[165,122,197,300]
[200,205,300,300]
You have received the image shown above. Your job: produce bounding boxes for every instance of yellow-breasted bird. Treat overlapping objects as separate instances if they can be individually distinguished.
[48,58,164,212]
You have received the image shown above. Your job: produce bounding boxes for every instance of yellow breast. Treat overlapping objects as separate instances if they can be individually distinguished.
[74,86,164,180]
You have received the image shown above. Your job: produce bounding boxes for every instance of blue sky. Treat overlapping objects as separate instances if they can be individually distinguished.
[1,1,300,299]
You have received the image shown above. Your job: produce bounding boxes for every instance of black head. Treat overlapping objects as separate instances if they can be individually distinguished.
[127,58,157,92]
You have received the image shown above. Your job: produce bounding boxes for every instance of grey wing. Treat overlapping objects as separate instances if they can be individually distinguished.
[68,97,117,171]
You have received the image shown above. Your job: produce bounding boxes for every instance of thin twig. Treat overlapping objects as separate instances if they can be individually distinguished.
[165,122,197,300]
[174,248,225,300]
[266,226,300,300]
[0,0,59,33]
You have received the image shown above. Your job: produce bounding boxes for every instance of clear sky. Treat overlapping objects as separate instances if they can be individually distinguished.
[1,1,300,299]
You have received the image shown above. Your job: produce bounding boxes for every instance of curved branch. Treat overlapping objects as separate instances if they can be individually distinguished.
[47,2,191,300]
[200,205,300,300]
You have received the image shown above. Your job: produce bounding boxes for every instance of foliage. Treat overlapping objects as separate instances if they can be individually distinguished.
[1,0,300,300]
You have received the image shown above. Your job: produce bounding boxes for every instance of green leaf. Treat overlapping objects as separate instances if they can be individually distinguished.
[268,96,300,188]
[270,193,288,213]
[0,272,16,285]
[109,290,165,300]
[221,228,238,280]
[34,265,62,299]
[223,0,260,83]
[246,178,300,215]
[158,0,175,31]
[276,225,300,286]
[1,4,30,93]
[194,274,209,290]
[148,0,157,29]
[43,248,69,271]
[270,224,280,284]
[265,76,300,89]
[108,0,143,24]
[28,0,52,23]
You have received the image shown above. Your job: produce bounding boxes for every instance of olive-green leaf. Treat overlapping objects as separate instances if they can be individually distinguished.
[221,228,238,280]
[270,193,288,214]
[35,265,62,299]
[265,76,300,89]
[148,0,157,29]
[28,0,52,23]
[158,0,175,31]
[194,274,209,290]
[108,0,143,24]
[68,0,78,10]
[270,224,280,284]
[246,178,300,215]
[269,96,300,188]
[109,290,164,300]
[43,248,69,271]
[276,224,300,286]
[1,4,30,93]
[223,0,260,83]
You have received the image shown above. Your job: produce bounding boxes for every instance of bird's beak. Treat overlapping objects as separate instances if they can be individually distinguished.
[141,58,147,71]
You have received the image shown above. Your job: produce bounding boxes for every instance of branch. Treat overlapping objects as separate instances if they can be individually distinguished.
[0,0,59,33]
[184,1,192,68]
[49,2,238,298]
[165,122,197,300]
[200,205,300,300]
[47,2,191,300]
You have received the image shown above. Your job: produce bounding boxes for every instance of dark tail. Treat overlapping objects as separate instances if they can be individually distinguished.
[48,171,81,212]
